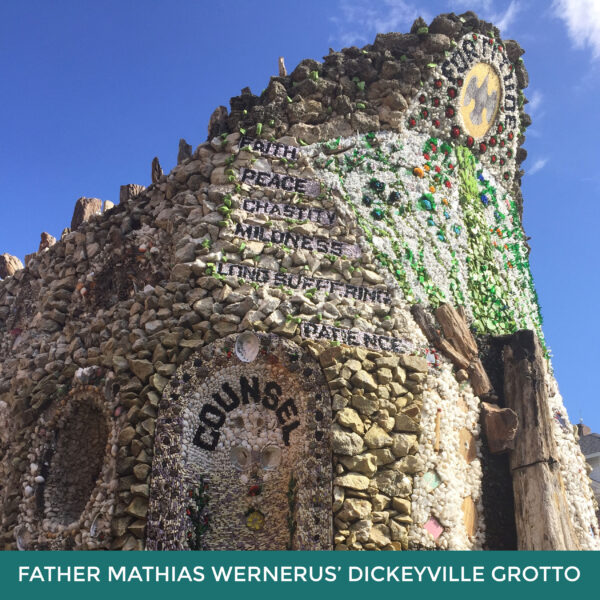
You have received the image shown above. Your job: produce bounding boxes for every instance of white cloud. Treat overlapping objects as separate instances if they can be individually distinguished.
[553,0,600,59]
[525,89,545,122]
[527,90,543,114]
[528,158,549,175]
[492,0,521,34]
[331,0,430,47]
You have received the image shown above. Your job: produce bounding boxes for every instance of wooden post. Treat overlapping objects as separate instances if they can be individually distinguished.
[435,303,478,360]
[410,303,492,396]
[503,330,580,550]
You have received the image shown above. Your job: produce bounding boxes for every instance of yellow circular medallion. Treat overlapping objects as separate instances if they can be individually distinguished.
[459,63,501,138]
[246,510,265,531]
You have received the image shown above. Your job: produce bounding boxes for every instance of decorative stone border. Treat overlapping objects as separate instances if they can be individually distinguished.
[146,333,332,550]
[16,381,117,550]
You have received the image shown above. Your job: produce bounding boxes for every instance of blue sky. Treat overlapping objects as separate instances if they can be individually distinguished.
[1,0,599,431]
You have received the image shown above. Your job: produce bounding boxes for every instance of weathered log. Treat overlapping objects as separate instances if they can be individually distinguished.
[435,304,478,360]
[438,338,470,370]
[410,304,439,343]
[411,303,492,393]
[481,401,518,454]
[455,369,469,383]
[410,305,470,369]
[467,359,493,397]
[503,329,579,550]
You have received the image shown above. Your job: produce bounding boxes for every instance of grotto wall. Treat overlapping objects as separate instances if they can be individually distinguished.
[0,11,598,551]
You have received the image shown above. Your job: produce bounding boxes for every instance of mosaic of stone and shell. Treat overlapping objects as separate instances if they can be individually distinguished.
[146,334,332,550]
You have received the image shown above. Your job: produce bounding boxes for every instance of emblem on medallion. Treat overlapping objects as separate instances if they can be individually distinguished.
[459,63,501,138]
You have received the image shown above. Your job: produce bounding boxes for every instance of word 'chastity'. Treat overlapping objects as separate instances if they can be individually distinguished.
[241,197,336,226]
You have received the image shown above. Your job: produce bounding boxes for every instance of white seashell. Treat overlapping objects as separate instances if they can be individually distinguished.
[235,332,260,363]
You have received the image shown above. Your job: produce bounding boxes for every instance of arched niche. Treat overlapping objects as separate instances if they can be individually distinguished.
[147,333,332,550]
[17,387,114,550]
[43,396,109,526]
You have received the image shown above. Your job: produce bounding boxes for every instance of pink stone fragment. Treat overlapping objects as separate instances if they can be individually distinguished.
[424,516,444,540]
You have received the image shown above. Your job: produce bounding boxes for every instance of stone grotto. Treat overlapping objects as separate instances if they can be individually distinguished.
[0,11,598,551]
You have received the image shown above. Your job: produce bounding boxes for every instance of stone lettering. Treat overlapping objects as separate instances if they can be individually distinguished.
[200,404,225,429]
[263,381,281,410]
[443,34,519,128]
[298,321,413,355]
[213,389,239,411]
[282,421,300,446]
[192,425,220,451]
[216,262,389,304]
[239,375,260,404]
[192,375,301,449]
[241,197,336,226]
[239,135,299,161]
[233,223,360,258]
[238,168,320,197]
[275,398,298,426]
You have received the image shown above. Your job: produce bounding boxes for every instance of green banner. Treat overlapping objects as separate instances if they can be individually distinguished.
[0,551,597,600]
